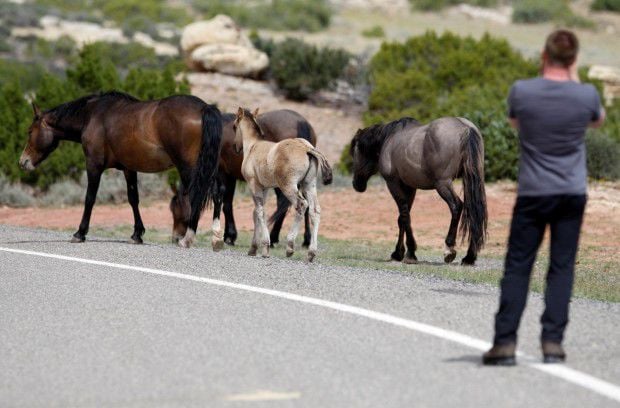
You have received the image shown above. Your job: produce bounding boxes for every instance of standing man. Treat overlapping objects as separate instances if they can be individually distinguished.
[483,29,605,365]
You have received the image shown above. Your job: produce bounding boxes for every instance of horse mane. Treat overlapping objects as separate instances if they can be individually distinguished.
[45,91,139,131]
[242,108,265,138]
[351,117,420,159]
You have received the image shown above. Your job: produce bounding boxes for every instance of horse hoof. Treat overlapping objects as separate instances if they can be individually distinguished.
[248,246,258,256]
[224,237,235,246]
[70,236,85,243]
[261,246,270,258]
[461,257,476,266]
[307,251,316,262]
[391,252,404,262]
[178,239,190,248]
[286,249,294,257]
[212,239,224,252]
[444,249,457,264]
[130,238,143,245]
[403,256,418,264]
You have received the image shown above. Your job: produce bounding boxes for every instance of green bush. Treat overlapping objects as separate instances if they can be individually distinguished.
[362,25,386,38]
[349,31,539,180]
[409,0,497,11]
[35,0,190,27]
[268,38,350,100]
[0,41,189,190]
[512,0,594,27]
[591,0,620,12]
[586,131,620,180]
[194,0,331,32]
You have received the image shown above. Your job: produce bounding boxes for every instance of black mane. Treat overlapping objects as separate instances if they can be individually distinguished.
[351,117,419,159]
[45,91,139,136]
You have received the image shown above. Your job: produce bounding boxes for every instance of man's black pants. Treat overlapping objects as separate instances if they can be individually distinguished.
[494,194,587,345]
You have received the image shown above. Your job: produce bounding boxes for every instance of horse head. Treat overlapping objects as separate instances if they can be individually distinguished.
[350,127,380,193]
[233,107,263,154]
[19,103,60,171]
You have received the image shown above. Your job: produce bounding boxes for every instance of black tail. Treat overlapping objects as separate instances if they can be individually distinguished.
[308,149,333,185]
[459,126,488,254]
[297,121,314,144]
[187,104,223,231]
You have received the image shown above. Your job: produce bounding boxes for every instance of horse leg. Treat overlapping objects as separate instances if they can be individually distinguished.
[304,178,320,262]
[124,170,145,244]
[269,188,289,246]
[177,167,197,248]
[302,209,311,248]
[252,187,270,257]
[222,174,238,246]
[436,180,463,264]
[282,186,308,258]
[72,167,102,243]
[210,176,226,252]
[386,179,416,263]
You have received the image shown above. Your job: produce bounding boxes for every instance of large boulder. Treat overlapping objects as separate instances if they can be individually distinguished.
[180,14,268,77]
[190,43,269,78]
[589,65,620,106]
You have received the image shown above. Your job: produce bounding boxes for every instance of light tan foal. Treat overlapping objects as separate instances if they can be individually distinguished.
[233,108,332,262]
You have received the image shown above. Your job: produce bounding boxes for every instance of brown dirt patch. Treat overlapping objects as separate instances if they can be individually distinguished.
[1,182,618,263]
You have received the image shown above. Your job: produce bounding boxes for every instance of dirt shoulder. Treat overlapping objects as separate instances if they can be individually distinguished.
[1,181,618,264]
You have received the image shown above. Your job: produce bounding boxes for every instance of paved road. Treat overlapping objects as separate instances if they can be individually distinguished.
[0,225,618,407]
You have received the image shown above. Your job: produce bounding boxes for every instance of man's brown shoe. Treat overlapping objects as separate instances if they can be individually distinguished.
[542,341,566,363]
[482,343,516,366]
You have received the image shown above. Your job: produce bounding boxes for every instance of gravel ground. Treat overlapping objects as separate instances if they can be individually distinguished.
[0,225,618,407]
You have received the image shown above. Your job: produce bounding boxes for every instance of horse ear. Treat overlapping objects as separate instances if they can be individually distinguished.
[253,108,259,117]
[237,107,244,118]
[32,102,41,118]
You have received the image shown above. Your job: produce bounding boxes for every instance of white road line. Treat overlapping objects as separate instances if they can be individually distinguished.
[1,246,619,403]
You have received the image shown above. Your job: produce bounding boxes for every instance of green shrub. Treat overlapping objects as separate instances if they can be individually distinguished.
[194,0,331,32]
[269,38,350,100]
[586,131,620,180]
[362,25,386,38]
[512,0,594,27]
[350,31,539,180]
[591,0,620,12]
[0,40,189,190]
[409,0,497,11]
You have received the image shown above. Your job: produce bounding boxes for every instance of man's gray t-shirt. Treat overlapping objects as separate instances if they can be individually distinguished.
[508,77,602,196]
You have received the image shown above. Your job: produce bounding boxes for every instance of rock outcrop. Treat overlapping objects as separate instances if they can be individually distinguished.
[180,15,268,78]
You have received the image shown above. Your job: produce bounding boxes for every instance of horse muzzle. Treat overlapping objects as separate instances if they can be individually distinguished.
[19,154,35,171]
[352,177,368,193]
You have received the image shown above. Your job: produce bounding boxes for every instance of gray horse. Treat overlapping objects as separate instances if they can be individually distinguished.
[350,117,488,265]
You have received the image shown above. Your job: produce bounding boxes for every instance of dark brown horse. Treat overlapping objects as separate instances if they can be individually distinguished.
[20,91,222,248]
[350,116,487,265]
[170,109,317,249]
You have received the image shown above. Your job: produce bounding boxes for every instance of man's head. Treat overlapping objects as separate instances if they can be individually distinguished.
[543,29,579,68]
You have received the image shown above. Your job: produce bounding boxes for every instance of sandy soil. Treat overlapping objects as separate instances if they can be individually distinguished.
[1,182,618,262]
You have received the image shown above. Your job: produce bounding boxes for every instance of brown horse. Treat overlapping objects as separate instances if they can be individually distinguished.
[19,91,222,248]
[233,108,332,261]
[350,117,487,265]
[170,109,317,249]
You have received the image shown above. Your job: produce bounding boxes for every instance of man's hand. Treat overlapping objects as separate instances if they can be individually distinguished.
[509,118,519,129]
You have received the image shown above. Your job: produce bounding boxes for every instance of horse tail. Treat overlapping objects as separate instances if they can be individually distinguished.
[307,149,333,186]
[187,104,223,231]
[459,125,488,254]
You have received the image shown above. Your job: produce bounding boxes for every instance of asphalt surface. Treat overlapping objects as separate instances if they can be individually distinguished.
[0,225,619,408]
